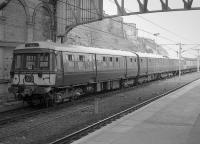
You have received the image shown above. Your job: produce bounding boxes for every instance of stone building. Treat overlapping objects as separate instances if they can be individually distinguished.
[0,0,55,80]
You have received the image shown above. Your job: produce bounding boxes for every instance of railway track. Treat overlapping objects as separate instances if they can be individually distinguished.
[0,107,48,125]
[0,101,89,126]
[49,77,200,144]
[0,104,92,141]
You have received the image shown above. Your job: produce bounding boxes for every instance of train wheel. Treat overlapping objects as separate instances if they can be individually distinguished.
[41,94,50,107]
[48,92,56,106]
[44,97,50,107]
[27,100,34,107]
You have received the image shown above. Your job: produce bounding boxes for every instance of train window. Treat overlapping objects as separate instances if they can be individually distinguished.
[130,58,133,62]
[103,56,106,62]
[68,55,72,61]
[109,57,113,62]
[15,55,22,69]
[26,55,37,70]
[39,53,49,68]
[14,53,50,70]
[141,59,143,62]
[135,58,137,62]
[79,55,85,61]
[116,57,118,62]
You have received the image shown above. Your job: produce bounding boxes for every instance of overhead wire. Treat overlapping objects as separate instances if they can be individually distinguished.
[135,15,195,43]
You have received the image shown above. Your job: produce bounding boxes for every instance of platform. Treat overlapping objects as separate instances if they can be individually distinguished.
[72,79,200,144]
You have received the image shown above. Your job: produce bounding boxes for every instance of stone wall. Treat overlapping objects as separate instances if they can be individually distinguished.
[65,17,138,52]
[137,37,168,56]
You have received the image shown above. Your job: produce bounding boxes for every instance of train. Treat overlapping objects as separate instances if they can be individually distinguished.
[8,41,197,106]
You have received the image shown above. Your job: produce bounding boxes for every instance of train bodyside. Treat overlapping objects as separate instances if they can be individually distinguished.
[135,52,176,81]
[56,45,139,87]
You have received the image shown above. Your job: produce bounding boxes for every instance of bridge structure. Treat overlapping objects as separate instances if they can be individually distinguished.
[0,0,199,42]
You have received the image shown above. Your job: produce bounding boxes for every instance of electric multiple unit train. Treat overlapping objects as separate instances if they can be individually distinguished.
[8,41,197,106]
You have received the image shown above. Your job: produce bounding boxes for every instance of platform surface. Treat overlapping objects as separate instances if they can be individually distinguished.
[72,79,200,144]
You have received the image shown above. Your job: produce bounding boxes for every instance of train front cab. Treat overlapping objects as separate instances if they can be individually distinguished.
[9,47,57,104]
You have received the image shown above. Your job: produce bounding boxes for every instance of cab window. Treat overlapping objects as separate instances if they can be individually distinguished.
[39,53,49,69]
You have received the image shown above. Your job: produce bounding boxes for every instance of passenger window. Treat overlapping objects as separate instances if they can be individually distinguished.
[130,58,133,62]
[135,58,137,62]
[103,56,106,62]
[79,55,84,61]
[109,57,112,62]
[68,55,72,61]
[141,59,143,62]
[116,57,118,62]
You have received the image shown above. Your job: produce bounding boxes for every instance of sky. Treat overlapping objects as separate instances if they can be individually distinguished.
[103,0,200,58]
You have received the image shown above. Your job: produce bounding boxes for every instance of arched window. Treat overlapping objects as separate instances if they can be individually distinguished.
[33,5,52,41]
[4,0,27,42]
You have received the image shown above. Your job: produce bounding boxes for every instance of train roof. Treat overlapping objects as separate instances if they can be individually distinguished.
[135,52,165,58]
[16,41,171,59]
[15,41,137,57]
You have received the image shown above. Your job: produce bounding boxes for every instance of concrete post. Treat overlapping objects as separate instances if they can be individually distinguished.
[197,49,200,72]
[94,98,100,114]
[179,43,182,78]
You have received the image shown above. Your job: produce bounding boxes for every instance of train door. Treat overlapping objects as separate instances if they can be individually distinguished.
[55,51,64,86]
